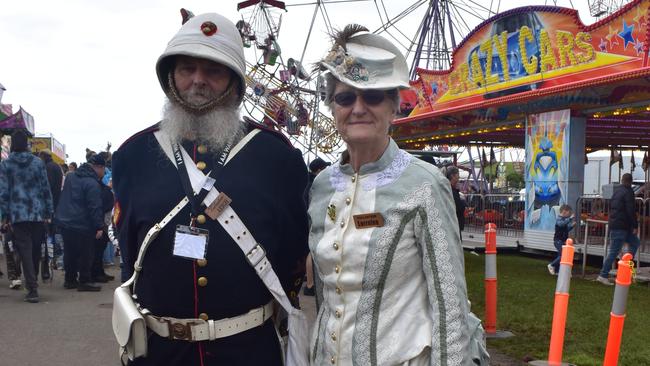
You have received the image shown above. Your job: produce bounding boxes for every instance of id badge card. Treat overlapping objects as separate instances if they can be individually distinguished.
[173,225,209,260]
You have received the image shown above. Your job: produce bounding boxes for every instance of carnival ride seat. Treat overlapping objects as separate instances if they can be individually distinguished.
[259,36,281,66]
[287,58,309,80]
[235,20,255,48]
[286,118,300,135]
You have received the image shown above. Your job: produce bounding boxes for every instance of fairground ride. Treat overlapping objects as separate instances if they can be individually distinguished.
[235,1,627,194]
[236,0,499,163]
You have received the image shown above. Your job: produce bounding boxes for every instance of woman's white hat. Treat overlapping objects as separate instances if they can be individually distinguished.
[156,10,246,103]
[319,25,410,90]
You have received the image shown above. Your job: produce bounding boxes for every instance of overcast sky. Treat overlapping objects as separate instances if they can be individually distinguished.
[0,0,596,163]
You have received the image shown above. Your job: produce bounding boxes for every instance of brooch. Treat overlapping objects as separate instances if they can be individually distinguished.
[324,45,370,83]
[327,204,337,221]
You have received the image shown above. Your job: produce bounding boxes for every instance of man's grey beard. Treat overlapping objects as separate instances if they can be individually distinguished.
[160,98,244,152]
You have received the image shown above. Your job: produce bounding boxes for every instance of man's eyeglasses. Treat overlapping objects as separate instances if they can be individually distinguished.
[333,90,389,107]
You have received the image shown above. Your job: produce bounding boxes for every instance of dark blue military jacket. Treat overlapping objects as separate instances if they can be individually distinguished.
[112,121,309,366]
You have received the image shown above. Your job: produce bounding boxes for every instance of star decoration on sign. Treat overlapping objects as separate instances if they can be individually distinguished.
[618,20,635,49]
[599,38,609,52]
[634,40,645,55]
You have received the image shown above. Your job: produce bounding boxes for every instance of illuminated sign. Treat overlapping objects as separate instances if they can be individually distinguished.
[448,27,595,95]
[405,2,649,117]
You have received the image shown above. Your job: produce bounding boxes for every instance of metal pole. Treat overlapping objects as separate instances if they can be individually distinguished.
[582,220,590,278]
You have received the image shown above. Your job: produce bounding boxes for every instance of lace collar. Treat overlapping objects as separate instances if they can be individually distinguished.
[330,139,411,192]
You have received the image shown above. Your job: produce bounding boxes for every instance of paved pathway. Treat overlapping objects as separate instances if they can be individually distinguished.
[0,261,119,365]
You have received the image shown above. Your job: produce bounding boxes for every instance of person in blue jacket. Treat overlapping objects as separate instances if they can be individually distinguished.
[55,154,106,291]
[0,130,53,303]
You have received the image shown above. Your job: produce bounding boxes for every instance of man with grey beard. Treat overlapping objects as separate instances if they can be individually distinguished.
[111,10,309,366]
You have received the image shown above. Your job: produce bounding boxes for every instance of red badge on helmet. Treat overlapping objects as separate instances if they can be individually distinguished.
[201,22,217,36]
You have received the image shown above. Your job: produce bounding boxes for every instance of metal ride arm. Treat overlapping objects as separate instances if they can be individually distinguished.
[243,60,342,158]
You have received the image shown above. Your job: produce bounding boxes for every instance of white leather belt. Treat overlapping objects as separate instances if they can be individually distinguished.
[145,301,274,342]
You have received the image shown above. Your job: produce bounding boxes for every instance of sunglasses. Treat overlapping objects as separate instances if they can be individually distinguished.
[333,90,389,107]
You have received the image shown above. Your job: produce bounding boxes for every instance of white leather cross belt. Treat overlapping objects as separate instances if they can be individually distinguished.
[145,301,273,342]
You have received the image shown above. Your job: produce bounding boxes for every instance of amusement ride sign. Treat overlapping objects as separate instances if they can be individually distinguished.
[403,1,650,118]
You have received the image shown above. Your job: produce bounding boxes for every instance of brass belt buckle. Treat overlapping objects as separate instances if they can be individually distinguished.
[168,321,193,341]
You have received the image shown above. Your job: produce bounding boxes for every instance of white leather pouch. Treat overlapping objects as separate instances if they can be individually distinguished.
[285,308,309,366]
[112,285,147,362]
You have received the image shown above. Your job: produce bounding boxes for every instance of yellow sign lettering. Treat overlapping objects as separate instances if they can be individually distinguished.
[449,70,460,95]
[470,51,485,88]
[519,26,538,75]
[493,31,510,81]
[575,32,595,63]
[444,23,599,98]
[556,30,578,68]
[459,62,471,92]
[539,29,558,72]
[480,38,499,85]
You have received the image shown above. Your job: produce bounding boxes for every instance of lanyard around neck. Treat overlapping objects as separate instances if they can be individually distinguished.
[171,141,232,217]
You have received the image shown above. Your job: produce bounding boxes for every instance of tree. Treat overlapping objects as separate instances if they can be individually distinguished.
[506,172,524,189]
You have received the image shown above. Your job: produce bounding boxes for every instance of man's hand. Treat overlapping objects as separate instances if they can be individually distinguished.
[95,230,103,240]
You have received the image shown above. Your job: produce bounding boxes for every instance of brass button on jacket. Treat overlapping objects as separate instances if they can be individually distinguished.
[333,243,339,251]
[196,259,207,267]
[196,214,207,224]
[196,161,207,170]
[197,145,208,154]
[345,197,351,205]
[198,277,208,287]
[199,313,209,321]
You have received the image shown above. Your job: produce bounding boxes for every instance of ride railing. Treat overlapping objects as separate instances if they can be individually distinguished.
[463,193,650,256]
[463,193,525,238]
[574,196,650,257]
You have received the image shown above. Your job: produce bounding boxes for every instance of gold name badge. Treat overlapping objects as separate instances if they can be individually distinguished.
[353,213,384,229]
[205,192,232,220]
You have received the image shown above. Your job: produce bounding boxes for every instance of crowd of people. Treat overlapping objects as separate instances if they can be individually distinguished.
[0,132,119,302]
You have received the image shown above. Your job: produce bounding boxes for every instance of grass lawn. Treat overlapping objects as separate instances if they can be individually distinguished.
[464,252,650,365]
